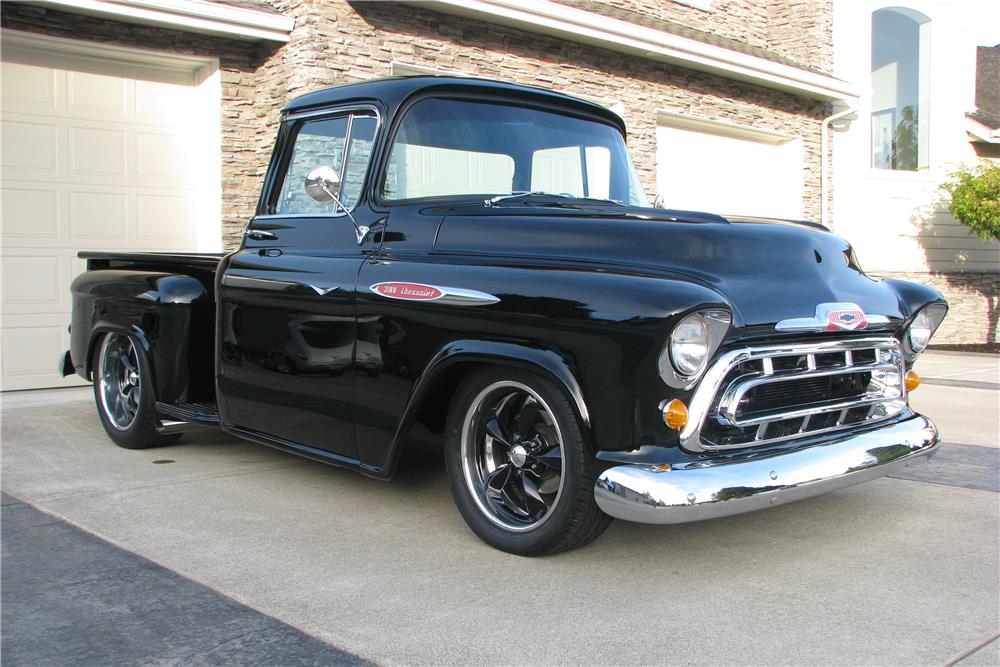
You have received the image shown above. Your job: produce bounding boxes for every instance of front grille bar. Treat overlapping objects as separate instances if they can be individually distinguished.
[679,337,906,452]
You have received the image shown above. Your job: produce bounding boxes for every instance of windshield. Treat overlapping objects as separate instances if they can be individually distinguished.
[380,98,649,206]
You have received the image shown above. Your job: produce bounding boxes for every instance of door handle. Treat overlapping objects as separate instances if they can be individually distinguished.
[245,229,277,241]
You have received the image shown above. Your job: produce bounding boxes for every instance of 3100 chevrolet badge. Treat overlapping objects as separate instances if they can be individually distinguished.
[62,77,947,555]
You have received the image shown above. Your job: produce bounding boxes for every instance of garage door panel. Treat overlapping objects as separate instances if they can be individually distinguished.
[2,120,57,172]
[136,131,189,181]
[67,126,127,177]
[68,191,128,240]
[1,61,57,109]
[137,194,192,242]
[67,70,127,116]
[1,254,62,309]
[135,79,195,126]
[656,124,804,220]
[2,36,217,390]
[2,187,59,239]
[0,315,86,391]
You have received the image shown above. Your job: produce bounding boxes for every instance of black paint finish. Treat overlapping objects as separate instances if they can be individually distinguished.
[66,77,946,480]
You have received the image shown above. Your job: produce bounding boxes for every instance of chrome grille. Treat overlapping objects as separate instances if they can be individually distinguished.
[680,338,906,452]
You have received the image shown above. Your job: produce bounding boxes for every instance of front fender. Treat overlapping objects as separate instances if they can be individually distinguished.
[380,339,590,478]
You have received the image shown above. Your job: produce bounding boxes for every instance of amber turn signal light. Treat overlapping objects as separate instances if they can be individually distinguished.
[662,399,689,430]
[905,370,921,392]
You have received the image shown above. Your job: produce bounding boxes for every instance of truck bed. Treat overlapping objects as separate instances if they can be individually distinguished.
[79,251,225,272]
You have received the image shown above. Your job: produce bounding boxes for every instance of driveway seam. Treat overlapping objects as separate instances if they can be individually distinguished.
[922,377,1000,391]
[945,632,1000,666]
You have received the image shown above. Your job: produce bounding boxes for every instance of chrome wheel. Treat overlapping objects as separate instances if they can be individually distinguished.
[97,333,142,431]
[461,381,566,532]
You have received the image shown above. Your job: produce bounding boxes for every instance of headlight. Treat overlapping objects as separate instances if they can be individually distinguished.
[908,310,932,352]
[904,303,947,359]
[670,313,710,376]
[659,309,732,388]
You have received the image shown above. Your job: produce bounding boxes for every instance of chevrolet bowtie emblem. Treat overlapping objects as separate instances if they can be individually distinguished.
[775,302,890,332]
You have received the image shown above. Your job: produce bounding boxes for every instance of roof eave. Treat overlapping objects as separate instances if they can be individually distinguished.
[35,0,295,42]
[426,0,858,103]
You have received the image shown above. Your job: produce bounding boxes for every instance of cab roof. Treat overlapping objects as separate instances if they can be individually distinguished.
[282,76,627,136]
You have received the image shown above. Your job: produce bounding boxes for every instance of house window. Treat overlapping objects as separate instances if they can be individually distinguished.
[871,7,931,171]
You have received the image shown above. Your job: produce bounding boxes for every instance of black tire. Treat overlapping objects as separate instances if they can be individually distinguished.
[92,332,180,450]
[445,367,611,556]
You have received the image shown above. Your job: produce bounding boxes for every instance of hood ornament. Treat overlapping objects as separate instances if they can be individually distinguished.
[776,302,889,332]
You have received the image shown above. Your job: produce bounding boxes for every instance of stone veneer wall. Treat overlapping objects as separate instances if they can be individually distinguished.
[0,1,287,242]
[590,0,770,51]
[587,0,833,74]
[765,0,833,75]
[874,271,1000,345]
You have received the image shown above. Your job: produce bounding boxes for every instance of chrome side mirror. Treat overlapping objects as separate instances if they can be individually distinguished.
[303,165,370,245]
[653,194,666,209]
[305,165,343,203]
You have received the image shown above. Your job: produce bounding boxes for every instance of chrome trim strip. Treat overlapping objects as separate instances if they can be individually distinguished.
[595,414,938,524]
[679,337,900,452]
[156,419,211,435]
[285,104,380,122]
[221,274,299,292]
[369,282,500,306]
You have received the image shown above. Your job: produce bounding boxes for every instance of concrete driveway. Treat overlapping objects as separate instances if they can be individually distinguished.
[2,351,998,665]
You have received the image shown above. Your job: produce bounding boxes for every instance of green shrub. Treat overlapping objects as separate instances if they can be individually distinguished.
[941,160,1000,242]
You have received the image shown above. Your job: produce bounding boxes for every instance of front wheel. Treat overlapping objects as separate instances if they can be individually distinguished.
[92,332,179,449]
[445,367,610,556]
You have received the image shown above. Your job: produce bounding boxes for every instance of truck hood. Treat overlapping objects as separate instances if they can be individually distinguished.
[432,207,910,328]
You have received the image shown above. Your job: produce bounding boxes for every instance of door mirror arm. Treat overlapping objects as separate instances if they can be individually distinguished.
[305,166,370,245]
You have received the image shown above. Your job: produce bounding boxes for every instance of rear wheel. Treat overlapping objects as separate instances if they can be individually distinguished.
[92,332,178,449]
[445,367,610,555]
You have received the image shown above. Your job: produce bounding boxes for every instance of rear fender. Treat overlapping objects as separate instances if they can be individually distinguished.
[72,271,208,403]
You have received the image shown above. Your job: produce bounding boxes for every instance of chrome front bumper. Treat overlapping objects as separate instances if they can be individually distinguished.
[595,414,939,524]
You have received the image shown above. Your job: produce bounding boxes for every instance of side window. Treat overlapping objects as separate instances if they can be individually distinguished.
[275,112,377,215]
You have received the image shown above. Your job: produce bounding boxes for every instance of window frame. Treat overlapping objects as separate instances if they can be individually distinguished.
[259,104,382,219]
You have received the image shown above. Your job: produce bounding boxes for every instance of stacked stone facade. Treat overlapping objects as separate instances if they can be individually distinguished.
[2,0,992,345]
[875,272,1000,346]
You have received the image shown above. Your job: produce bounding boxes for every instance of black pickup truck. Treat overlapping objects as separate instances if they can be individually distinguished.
[64,76,947,555]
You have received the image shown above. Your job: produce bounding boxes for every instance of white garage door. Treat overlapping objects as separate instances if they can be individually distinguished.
[656,116,804,220]
[1,33,220,391]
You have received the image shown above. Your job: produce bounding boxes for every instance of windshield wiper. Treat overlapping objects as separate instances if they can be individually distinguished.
[483,191,623,208]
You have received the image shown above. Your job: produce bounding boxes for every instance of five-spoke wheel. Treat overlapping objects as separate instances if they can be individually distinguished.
[446,367,610,555]
[462,381,566,531]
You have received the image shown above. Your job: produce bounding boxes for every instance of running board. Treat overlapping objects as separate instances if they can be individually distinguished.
[156,419,211,435]
[155,401,221,426]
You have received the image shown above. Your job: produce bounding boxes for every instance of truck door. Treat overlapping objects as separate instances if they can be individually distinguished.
[218,108,380,462]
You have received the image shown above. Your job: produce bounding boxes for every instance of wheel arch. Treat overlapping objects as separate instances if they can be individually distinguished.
[383,340,592,477]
